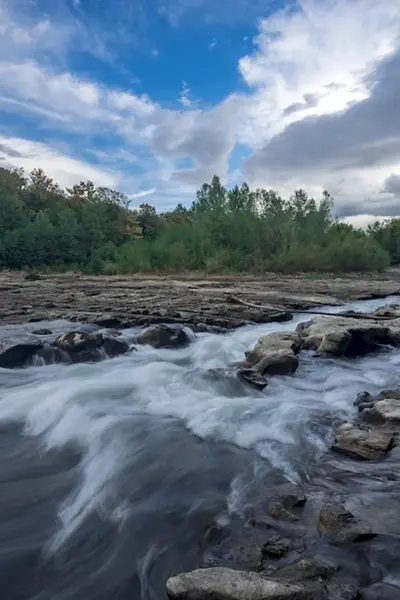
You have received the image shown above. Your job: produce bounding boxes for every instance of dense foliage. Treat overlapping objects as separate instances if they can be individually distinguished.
[0,167,397,274]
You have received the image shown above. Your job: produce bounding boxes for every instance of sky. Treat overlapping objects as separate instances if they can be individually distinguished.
[1,0,400,225]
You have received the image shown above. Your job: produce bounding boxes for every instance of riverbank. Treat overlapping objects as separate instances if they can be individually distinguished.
[1,270,400,328]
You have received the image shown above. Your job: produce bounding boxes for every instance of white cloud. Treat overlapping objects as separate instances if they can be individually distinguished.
[1,0,400,216]
[0,135,118,188]
[127,188,156,200]
[208,38,217,51]
[179,81,192,107]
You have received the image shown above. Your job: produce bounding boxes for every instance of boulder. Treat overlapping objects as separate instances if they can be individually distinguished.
[318,502,376,545]
[296,315,400,357]
[237,369,268,391]
[244,333,302,377]
[0,342,43,368]
[137,325,193,349]
[166,567,318,600]
[54,331,103,353]
[332,422,395,460]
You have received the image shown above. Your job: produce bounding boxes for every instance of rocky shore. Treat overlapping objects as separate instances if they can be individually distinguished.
[1,270,400,329]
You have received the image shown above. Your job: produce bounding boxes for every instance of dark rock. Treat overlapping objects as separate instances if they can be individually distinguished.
[361,582,400,600]
[203,529,266,571]
[332,422,395,460]
[0,342,43,368]
[54,331,103,353]
[325,584,360,600]
[24,273,41,281]
[263,536,290,558]
[318,502,376,545]
[361,397,400,424]
[32,328,52,336]
[166,567,319,600]
[237,368,268,391]
[354,392,372,407]
[272,557,335,583]
[137,324,193,349]
[102,337,130,357]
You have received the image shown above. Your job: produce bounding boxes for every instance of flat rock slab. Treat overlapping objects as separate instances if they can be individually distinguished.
[332,422,395,460]
[167,567,318,600]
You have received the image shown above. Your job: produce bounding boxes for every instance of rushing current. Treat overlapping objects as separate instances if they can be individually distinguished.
[1,296,400,600]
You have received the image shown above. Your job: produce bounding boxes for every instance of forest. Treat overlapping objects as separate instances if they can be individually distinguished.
[1,166,399,274]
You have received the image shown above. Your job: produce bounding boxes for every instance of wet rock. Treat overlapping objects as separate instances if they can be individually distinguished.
[318,502,376,545]
[0,341,43,368]
[263,536,290,558]
[54,331,103,353]
[246,332,303,364]
[237,368,268,391]
[361,582,400,600]
[32,328,52,336]
[332,422,395,460]
[296,316,399,357]
[361,397,400,424]
[265,485,307,522]
[325,584,360,600]
[137,324,193,349]
[166,567,317,600]
[255,350,299,377]
[203,528,266,571]
[272,558,335,583]
[102,336,130,358]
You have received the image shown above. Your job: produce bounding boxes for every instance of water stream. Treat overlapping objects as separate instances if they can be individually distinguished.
[1,297,400,599]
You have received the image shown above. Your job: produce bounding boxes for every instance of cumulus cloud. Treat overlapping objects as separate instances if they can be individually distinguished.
[1,0,400,215]
[0,136,118,188]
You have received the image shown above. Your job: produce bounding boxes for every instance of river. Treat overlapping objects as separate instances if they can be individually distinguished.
[0,296,400,599]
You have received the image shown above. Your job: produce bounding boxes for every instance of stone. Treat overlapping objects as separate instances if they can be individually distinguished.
[362,397,400,424]
[296,315,398,357]
[54,331,103,353]
[254,350,299,377]
[318,502,376,545]
[101,336,130,358]
[246,332,302,364]
[361,583,400,600]
[325,584,360,600]
[137,324,193,349]
[332,422,395,460]
[0,342,43,368]
[24,272,41,281]
[237,368,268,391]
[263,536,290,559]
[32,328,52,336]
[272,558,335,583]
[166,567,318,600]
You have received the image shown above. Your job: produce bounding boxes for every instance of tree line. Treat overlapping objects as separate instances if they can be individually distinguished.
[1,167,399,274]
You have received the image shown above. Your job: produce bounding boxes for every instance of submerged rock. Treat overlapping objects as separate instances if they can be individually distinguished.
[166,567,316,600]
[137,324,193,349]
[262,536,290,559]
[32,328,52,336]
[237,368,268,391]
[0,341,43,368]
[318,502,376,545]
[361,582,400,600]
[272,558,335,583]
[332,422,395,460]
[52,330,131,363]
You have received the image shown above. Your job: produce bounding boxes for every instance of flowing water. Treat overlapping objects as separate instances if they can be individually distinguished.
[1,297,400,599]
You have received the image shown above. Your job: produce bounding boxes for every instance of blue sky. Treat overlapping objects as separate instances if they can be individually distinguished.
[1,0,400,224]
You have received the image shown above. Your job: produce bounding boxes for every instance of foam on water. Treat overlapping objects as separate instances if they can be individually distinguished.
[0,296,400,552]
